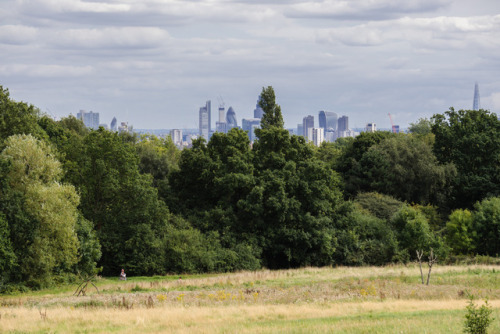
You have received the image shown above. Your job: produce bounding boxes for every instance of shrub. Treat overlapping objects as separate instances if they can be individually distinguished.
[464,295,494,334]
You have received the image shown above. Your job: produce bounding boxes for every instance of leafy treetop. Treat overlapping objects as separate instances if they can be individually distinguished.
[259,86,284,129]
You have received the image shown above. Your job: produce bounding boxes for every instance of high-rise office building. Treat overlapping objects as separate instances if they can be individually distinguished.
[318,111,338,132]
[118,122,130,133]
[303,115,314,141]
[110,117,117,132]
[310,128,324,147]
[338,116,349,133]
[297,124,303,137]
[242,118,260,142]
[216,122,227,133]
[473,82,480,111]
[254,95,264,119]
[77,110,100,129]
[199,100,211,140]
[365,123,376,133]
[216,105,227,133]
[218,106,225,123]
[170,129,183,147]
[226,107,238,129]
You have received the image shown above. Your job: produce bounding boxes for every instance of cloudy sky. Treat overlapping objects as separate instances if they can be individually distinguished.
[2,0,500,130]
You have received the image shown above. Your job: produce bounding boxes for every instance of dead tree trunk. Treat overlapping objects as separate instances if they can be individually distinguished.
[426,249,437,285]
[416,250,424,284]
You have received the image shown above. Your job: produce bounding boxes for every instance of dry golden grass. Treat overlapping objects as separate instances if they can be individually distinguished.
[1,264,500,333]
[1,299,499,333]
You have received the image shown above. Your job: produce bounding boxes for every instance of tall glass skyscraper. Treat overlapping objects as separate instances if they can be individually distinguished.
[77,110,100,129]
[318,111,338,132]
[303,115,314,141]
[254,95,264,119]
[473,82,480,111]
[226,106,238,129]
[199,100,211,140]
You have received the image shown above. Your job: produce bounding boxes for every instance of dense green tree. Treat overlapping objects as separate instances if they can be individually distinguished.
[135,135,180,201]
[354,192,404,221]
[432,108,500,209]
[258,86,284,129]
[0,86,46,147]
[472,197,500,256]
[0,212,16,282]
[334,206,398,266]
[446,209,475,254]
[74,215,102,276]
[336,131,394,198]
[73,129,169,275]
[356,135,455,204]
[390,205,445,261]
[1,134,80,287]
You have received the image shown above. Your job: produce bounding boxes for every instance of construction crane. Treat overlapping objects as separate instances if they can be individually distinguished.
[217,95,225,109]
[388,113,397,133]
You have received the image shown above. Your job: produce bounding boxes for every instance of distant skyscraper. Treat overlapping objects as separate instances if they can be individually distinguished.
[170,129,183,147]
[242,118,260,142]
[215,122,227,133]
[303,115,314,141]
[297,124,303,137]
[110,117,117,132]
[199,100,211,140]
[338,116,349,133]
[118,122,130,133]
[473,82,480,111]
[254,95,264,119]
[77,110,99,129]
[311,128,324,147]
[318,111,338,132]
[226,106,238,129]
[218,106,225,123]
[365,123,376,133]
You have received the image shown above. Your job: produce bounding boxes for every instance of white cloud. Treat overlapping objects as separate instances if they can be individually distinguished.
[286,0,451,20]
[0,25,38,45]
[0,63,93,77]
[47,27,170,49]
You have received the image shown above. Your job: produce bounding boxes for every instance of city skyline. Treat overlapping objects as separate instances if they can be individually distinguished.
[2,0,500,130]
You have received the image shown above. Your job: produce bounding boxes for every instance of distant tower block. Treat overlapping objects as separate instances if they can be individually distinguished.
[473,82,480,111]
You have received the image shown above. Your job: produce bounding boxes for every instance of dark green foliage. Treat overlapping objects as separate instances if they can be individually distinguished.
[0,86,47,147]
[162,226,260,273]
[354,192,404,221]
[464,295,494,334]
[73,129,169,275]
[135,135,180,201]
[336,131,394,198]
[446,209,475,255]
[432,108,500,209]
[334,204,398,265]
[0,213,16,280]
[74,215,102,276]
[472,197,500,256]
[409,118,433,136]
[348,135,455,205]
[390,205,446,262]
[259,86,284,129]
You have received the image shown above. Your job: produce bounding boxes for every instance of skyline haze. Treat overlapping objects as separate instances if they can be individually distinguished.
[1,0,500,130]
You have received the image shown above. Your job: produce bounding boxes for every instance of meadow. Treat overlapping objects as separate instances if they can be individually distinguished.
[1,264,499,333]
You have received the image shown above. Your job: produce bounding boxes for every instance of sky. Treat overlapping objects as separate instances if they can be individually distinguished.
[1,0,500,130]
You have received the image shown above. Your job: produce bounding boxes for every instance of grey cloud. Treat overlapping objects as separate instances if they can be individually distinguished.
[285,0,451,20]
[0,25,38,45]
[47,27,170,50]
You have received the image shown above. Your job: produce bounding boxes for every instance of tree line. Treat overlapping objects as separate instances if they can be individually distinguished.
[0,85,499,291]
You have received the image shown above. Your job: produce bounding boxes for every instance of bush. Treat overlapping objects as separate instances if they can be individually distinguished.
[464,295,494,334]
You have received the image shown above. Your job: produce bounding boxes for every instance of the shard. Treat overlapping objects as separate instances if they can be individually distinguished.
[473,82,480,111]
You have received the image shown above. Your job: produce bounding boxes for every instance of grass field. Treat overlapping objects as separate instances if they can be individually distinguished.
[1,264,499,333]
